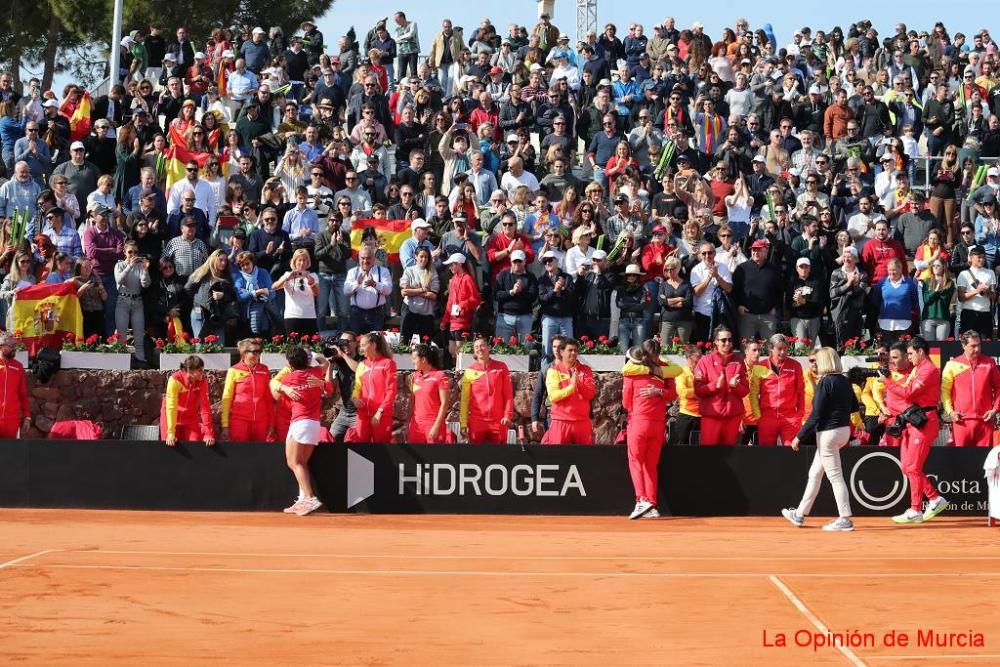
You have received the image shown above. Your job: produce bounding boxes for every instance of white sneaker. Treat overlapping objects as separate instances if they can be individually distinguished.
[283,497,305,514]
[892,508,924,524]
[822,517,855,532]
[643,507,661,519]
[295,496,323,517]
[923,496,949,521]
[629,500,653,520]
[781,508,805,527]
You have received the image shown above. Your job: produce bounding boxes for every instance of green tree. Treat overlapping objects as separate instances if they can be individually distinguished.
[0,0,86,90]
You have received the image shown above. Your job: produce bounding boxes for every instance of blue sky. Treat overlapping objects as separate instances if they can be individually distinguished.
[311,0,989,53]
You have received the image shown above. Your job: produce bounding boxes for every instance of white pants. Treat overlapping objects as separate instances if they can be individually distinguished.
[796,426,852,518]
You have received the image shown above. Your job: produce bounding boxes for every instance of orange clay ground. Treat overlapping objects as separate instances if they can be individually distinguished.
[1,510,998,665]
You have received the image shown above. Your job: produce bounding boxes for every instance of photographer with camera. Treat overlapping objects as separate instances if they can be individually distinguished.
[882,337,949,524]
[941,331,1000,447]
[114,241,151,364]
[855,341,890,446]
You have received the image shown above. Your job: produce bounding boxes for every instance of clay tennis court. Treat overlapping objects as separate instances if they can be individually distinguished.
[1,510,997,665]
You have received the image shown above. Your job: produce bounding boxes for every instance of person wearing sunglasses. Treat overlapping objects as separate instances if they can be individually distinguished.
[220,338,276,443]
[693,325,748,446]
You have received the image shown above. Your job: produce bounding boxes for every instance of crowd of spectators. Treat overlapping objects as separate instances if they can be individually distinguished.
[1,13,1000,365]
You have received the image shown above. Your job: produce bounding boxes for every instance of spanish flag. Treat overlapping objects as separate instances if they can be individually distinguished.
[10,282,84,354]
[350,218,412,263]
[164,126,229,190]
[61,91,92,142]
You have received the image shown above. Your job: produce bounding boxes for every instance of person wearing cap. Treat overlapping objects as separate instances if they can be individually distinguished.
[397,218,433,271]
[538,249,578,355]
[827,245,869,345]
[969,167,1000,219]
[82,200,126,336]
[956,245,997,337]
[494,249,538,340]
[440,250,481,349]
[239,27,270,74]
[730,237,783,341]
[614,264,647,352]
[788,257,823,344]
[0,332,30,438]
[485,210,535,281]
[51,138,99,204]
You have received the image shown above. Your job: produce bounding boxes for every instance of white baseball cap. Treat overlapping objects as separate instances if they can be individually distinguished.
[222,49,235,59]
[194,51,206,60]
[70,141,85,151]
[443,253,466,265]
[252,27,266,35]
[43,99,59,108]
[410,218,431,231]
[510,250,526,261]
[591,249,608,260]
[988,167,1000,177]
[796,257,811,267]
[541,250,558,260]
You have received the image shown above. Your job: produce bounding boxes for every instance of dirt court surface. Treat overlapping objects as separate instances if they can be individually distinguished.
[1,510,999,665]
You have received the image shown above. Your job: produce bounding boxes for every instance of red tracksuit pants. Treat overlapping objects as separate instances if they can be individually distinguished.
[901,414,941,511]
[627,420,665,504]
[345,412,394,443]
[541,419,594,445]
[230,417,272,442]
[700,416,742,446]
[408,420,452,444]
[467,424,508,444]
[757,413,800,447]
[159,422,206,442]
[952,418,993,447]
[0,418,21,438]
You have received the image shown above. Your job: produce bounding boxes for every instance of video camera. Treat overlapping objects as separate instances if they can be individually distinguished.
[846,356,889,385]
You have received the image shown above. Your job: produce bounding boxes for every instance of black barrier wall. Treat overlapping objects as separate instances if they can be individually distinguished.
[0,441,990,517]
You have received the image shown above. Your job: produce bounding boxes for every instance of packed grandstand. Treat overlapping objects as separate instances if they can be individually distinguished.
[1,13,1000,450]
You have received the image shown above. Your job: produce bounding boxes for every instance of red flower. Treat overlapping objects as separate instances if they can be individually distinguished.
[580,335,590,342]
[155,339,165,349]
[422,335,430,341]
[585,340,595,349]
[492,336,502,345]
[181,331,191,341]
[12,330,23,337]
[859,341,867,349]
[788,336,798,344]
[945,337,954,342]
[85,334,100,345]
[63,332,75,341]
[525,334,535,343]
[672,336,681,343]
[192,337,200,344]
[272,335,283,343]
[204,335,219,343]
[289,331,299,338]
[509,335,518,346]
[461,332,470,338]
[802,338,812,346]
[391,327,400,333]
[311,334,321,342]
[598,336,608,344]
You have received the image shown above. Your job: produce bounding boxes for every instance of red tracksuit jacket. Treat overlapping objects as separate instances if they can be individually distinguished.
[693,351,749,418]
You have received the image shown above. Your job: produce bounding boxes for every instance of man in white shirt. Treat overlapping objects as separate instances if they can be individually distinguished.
[846,195,885,253]
[167,160,217,224]
[499,156,539,199]
[873,155,902,210]
[344,247,393,332]
[689,241,733,341]
[333,171,373,215]
[957,246,997,337]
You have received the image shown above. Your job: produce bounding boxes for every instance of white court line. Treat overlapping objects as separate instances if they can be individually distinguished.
[867,655,1000,661]
[770,575,868,667]
[9,563,1000,578]
[69,550,1000,561]
[0,549,58,570]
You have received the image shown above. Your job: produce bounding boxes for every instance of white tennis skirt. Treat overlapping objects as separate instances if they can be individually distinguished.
[288,419,322,445]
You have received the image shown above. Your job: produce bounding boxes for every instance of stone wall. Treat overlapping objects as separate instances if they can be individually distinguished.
[26,370,627,443]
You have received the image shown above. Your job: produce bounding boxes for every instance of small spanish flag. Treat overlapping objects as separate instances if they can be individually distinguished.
[10,282,84,354]
[164,126,229,190]
[64,91,92,142]
[350,218,412,263]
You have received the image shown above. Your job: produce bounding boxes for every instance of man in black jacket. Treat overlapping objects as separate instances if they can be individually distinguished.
[575,250,614,339]
[732,238,784,342]
[538,249,579,356]
[314,218,354,331]
[494,250,539,340]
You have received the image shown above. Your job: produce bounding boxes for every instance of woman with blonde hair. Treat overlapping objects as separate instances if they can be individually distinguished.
[87,174,117,211]
[273,247,320,335]
[781,347,860,532]
[186,249,236,342]
[919,259,954,341]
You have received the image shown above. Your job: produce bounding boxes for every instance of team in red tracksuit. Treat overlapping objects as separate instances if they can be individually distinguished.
[0,353,29,438]
[160,370,216,443]
[541,359,596,444]
[941,352,1000,447]
[221,361,275,441]
[884,357,944,512]
[460,356,514,443]
[622,358,682,505]
[408,368,453,443]
[750,356,805,446]
[694,349,749,445]
[346,355,398,443]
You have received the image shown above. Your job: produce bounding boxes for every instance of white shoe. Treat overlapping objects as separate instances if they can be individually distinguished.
[295,496,323,517]
[781,508,805,527]
[629,500,653,520]
[892,508,924,524]
[822,517,855,532]
[283,497,305,514]
[642,507,661,519]
[923,496,949,521]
